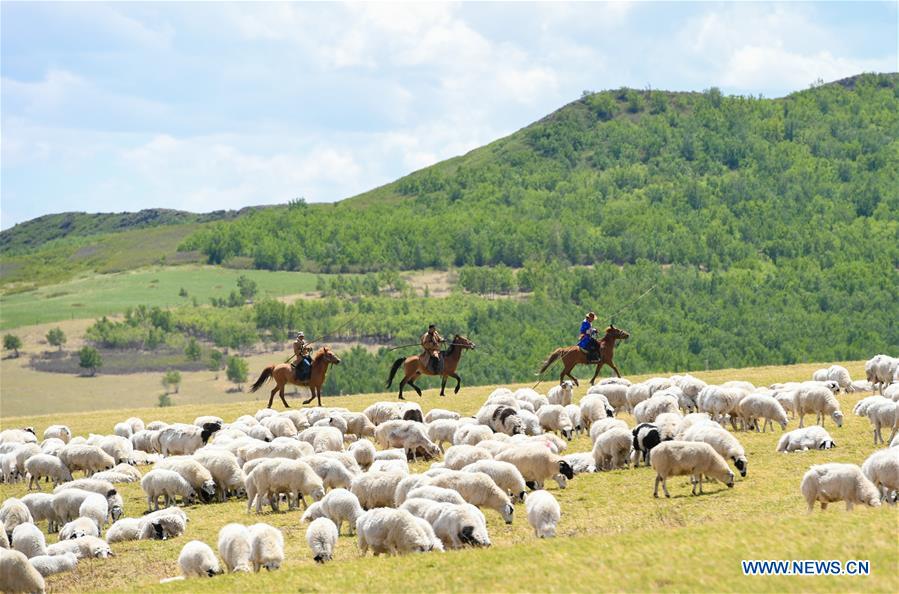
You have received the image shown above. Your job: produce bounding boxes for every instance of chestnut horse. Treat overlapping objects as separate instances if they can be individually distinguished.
[249,347,341,408]
[385,335,476,400]
[538,325,630,386]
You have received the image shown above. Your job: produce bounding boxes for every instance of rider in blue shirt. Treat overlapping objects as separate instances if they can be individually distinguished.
[578,311,597,351]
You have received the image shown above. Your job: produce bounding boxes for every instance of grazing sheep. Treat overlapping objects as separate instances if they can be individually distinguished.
[776,426,837,453]
[113,423,133,439]
[193,450,246,501]
[650,441,735,498]
[800,463,881,511]
[59,517,99,541]
[11,523,46,558]
[793,386,844,428]
[652,412,682,441]
[428,471,515,523]
[53,478,123,521]
[347,439,376,471]
[261,416,298,439]
[131,430,162,454]
[58,444,115,477]
[625,382,653,410]
[217,523,252,573]
[0,428,37,445]
[45,535,113,559]
[237,439,313,465]
[28,552,78,577]
[155,457,217,503]
[1,498,34,537]
[861,449,899,503]
[20,494,60,534]
[453,424,494,446]
[179,540,222,578]
[866,399,899,445]
[340,413,375,439]
[443,445,492,471]
[632,423,662,467]
[313,488,364,535]
[105,518,141,543]
[547,381,575,406]
[42,426,71,444]
[0,549,46,594]
[374,421,441,461]
[681,425,748,477]
[425,409,461,423]
[586,384,629,414]
[350,471,406,510]
[537,405,575,440]
[592,427,632,471]
[246,459,324,512]
[141,469,197,510]
[406,486,467,505]
[24,455,72,490]
[356,508,436,556]
[589,418,630,444]
[460,460,528,503]
[393,475,433,507]
[301,455,356,490]
[89,471,137,485]
[525,490,560,538]
[737,393,789,432]
[39,439,66,457]
[306,517,338,563]
[363,402,424,425]
[248,523,284,572]
[426,419,460,451]
[495,445,575,490]
[409,501,489,549]
[516,410,543,436]
[78,493,108,534]
[698,386,746,426]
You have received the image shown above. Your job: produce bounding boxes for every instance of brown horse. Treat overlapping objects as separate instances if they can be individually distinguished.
[538,325,630,386]
[385,335,476,399]
[249,347,342,408]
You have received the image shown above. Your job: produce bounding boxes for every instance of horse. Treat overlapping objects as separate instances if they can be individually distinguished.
[537,325,630,386]
[385,335,476,400]
[249,347,342,408]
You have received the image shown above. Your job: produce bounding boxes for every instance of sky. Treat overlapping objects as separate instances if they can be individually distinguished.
[1,1,896,229]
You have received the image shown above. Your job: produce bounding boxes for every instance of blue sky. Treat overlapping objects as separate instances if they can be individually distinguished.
[2,1,896,229]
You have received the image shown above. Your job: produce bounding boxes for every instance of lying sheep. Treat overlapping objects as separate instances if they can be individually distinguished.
[246,459,324,512]
[11,523,46,558]
[547,381,575,406]
[861,449,899,503]
[737,393,789,432]
[105,518,142,543]
[0,549,45,594]
[592,427,632,470]
[363,402,424,426]
[650,441,735,497]
[218,523,252,573]
[45,535,113,559]
[248,523,284,572]
[28,551,78,577]
[58,444,115,477]
[306,517,338,563]
[59,517,100,541]
[428,471,514,523]
[495,445,575,490]
[537,405,575,440]
[141,469,197,510]
[476,405,524,436]
[525,490,560,538]
[178,540,222,578]
[356,508,436,556]
[681,424,748,477]
[793,386,844,428]
[460,460,528,503]
[350,471,406,510]
[24,454,73,490]
[561,453,596,474]
[800,463,881,511]
[138,510,187,541]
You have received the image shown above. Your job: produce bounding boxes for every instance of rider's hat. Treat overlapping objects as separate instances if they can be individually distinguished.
[586,311,596,319]
[296,331,305,338]
[428,324,437,330]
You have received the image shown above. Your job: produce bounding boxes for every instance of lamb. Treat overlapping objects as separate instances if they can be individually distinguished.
[586,383,629,414]
[28,552,78,577]
[248,523,284,572]
[374,421,441,461]
[495,445,575,490]
[537,405,575,440]
[425,409,461,423]
[866,399,898,445]
[57,444,115,477]
[178,540,222,578]
[633,394,679,424]
[800,463,881,511]
[547,380,575,406]
[681,424,748,477]
[46,535,113,559]
[306,517,338,563]
[141,469,197,510]
[59,517,99,541]
[476,405,524,436]
[247,425,275,442]
[650,441,735,497]
[793,385,844,428]
[347,439,376,471]
[155,457,217,503]
[460,460,528,502]
[426,419,460,451]
[737,393,789,432]
[24,455,73,490]
[443,445,492,471]
[217,523,251,573]
[0,549,45,594]
[525,490,560,538]
[1,498,34,537]
[42,426,71,444]
[193,450,246,501]
[428,471,514,523]
[861,449,899,503]
[246,459,324,512]
[410,501,490,549]
[592,427,632,470]
[631,423,662,467]
[350,471,406,510]
[124,417,145,434]
[11,523,46,558]
[105,518,141,543]
[776,425,836,452]
[356,508,436,556]
[20,494,60,534]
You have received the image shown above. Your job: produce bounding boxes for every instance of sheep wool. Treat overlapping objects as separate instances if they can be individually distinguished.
[28,552,78,577]
[0,549,46,594]
[306,517,339,563]
[801,463,881,511]
[649,441,735,498]
[248,523,284,572]
[178,540,222,578]
[525,490,561,538]
[218,523,252,573]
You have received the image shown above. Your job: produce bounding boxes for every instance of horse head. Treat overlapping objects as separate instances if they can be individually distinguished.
[315,347,342,365]
[451,335,476,350]
[604,325,630,341]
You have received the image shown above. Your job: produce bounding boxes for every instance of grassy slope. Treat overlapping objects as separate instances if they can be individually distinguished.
[1,360,896,593]
[0,265,320,330]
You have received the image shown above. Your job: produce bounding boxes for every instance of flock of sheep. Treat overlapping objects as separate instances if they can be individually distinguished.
[1,355,898,592]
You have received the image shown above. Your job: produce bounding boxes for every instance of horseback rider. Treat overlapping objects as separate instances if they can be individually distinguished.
[292,332,312,380]
[420,324,445,373]
[577,311,602,362]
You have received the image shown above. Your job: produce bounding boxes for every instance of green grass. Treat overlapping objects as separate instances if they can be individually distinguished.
[0,265,321,330]
[1,360,896,592]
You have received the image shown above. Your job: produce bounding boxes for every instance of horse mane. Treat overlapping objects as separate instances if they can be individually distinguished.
[311,347,330,361]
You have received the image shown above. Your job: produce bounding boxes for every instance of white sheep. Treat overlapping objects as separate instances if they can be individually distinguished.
[592,426,632,470]
[113,423,133,439]
[356,508,436,556]
[24,455,72,490]
[681,424,748,477]
[514,388,550,411]
[633,394,680,424]
[141,469,197,510]
[154,457,217,503]
[586,383,629,414]
[369,459,410,474]
[159,424,220,456]
[579,394,614,429]
[793,385,844,428]
[0,549,45,593]
[105,518,142,543]
[301,455,356,490]
[217,523,252,573]
[58,444,115,477]
[138,512,187,541]
[525,490,560,538]
[261,416,298,439]
[0,428,37,445]
[306,517,338,563]
[800,463,881,511]
[406,485,467,505]
[39,439,66,457]
[313,488,364,535]
[476,405,524,436]
[516,410,543,436]
[20,494,60,534]
[246,459,324,512]
[698,386,746,426]
[374,421,440,461]
[192,450,246,501]
[45,535,113,559]
[393,474,433,507]
[776,426,836,452]
[59,517,99,541]
[737,393,789,432]
[866,354,898,395]
[443,445,492,471]
[28,552,78,577]
[350,471,406,510]
[547,381,575,406]
[537,405,575,440]
[237,439,313,465]
[248,523,284,572]
[460,459,528,502]
[178,540,222,578]
[78,493,108,534]
[861,449,899,503]
[1,498,34,536]
[408,500,489,549]
[11,523,46,558]
[496,445,575,490]
[650,441,735,497]
[53,478,123,521]
[452,424,494,446]
[427,471,514,523]
[589,418,630,444]
[426,419,460,451]
[561,453,596,474]
[130,430,162,454]
[866,399,898,445]
[652,412,682,441]
[347,439,376,471]
[425,409,461,423]
[42,426,71,444]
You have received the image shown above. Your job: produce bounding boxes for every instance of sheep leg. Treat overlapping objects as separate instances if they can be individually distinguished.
[662,476,670,498]
[653,475,661,498]
[798,413,805,428]
[845,501,854,511]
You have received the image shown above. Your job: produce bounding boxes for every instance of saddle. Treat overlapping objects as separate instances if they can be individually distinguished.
[293,355,313,381]
[426,352,445,374]
[581,340,604,363]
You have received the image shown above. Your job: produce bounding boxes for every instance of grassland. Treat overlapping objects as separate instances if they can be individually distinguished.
[0,265,322,330]
[1,360,896,593]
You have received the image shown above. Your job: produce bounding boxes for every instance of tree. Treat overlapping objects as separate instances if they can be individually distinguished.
[184,338,202,361]
[179,287,189,298]
[226,356,249,391]
[158,393,173,407]
[209,349,224,378]
[162,370,182,394]
[3,334,22,358]
[78,346,102,376]
[46,327,67,351]
[237,275,258,301]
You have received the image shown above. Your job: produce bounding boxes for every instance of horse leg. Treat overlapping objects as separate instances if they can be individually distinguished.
[608,362,622,378]
[440,375,447,397]
[397,376,408,400]
[408,379,423,397]
[590,363,605,385]
[316,386,322,408]
[450,373,462,394]
[563,364,579,387]
[267,384,278,408]
[301,384,315,405]
[279,385,290,408]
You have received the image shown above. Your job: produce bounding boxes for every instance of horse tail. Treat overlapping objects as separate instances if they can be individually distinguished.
[385,358,405,389]
[538,348,565,374]
[249,365,274,393]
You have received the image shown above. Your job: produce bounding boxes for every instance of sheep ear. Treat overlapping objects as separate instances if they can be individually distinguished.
[106,489,117,498]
